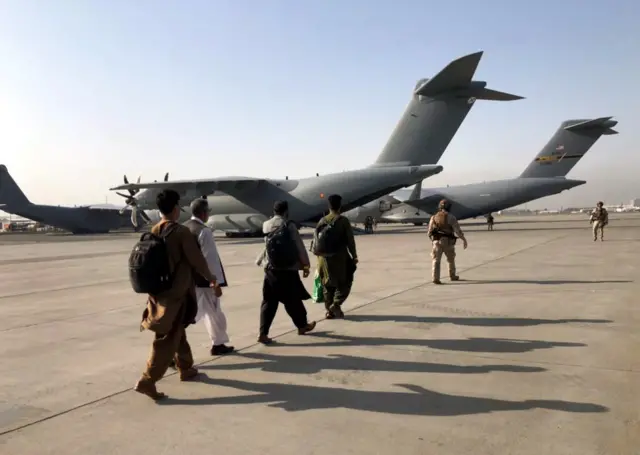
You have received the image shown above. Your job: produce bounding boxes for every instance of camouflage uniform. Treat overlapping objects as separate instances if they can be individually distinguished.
[428,200,467,284]
[486,213,494,231]
[590,202,608,241]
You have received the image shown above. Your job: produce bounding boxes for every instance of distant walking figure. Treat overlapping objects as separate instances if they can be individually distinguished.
[589,201,608,241]
[486,213,494,231]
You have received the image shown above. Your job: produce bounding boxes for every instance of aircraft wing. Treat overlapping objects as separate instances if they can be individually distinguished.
[110,177,268,195]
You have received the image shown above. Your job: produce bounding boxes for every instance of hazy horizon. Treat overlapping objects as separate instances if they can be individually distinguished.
[1,0,638,216]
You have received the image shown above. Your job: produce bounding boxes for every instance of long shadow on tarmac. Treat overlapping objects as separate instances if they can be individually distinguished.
[449,279,632,285]
[160,375,608,416]
[200,352,547,375]
[345,315,613,326]
[284,332,586,354]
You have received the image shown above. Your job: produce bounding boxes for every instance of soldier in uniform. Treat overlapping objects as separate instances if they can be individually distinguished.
[428,199,468,284]
[589,201,609,241]
[486,213,494,231]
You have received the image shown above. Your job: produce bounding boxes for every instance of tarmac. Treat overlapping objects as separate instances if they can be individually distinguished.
[0,214,638,455]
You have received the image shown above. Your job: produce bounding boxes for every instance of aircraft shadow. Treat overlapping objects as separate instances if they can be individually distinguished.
[160,375,608,416]
[345,315,613,327]
[285,332,586,354]
[200,352,547,375]
[450,279,632,285]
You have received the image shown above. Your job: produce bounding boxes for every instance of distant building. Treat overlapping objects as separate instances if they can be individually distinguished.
[632,198,640,208]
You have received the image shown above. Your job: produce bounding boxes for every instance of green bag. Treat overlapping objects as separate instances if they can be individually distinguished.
[312,271,324,303]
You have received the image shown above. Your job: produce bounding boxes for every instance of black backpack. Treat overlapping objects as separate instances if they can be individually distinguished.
[312,216,342,257]
[265,221,299,269]
[128,223,178,295]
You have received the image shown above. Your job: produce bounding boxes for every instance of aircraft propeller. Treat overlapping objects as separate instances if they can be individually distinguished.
[115,173,170,228]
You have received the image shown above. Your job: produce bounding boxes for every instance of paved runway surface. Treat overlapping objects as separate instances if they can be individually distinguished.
[0,214,638,454]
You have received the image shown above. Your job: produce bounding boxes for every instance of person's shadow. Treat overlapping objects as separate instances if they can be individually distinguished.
[345,315,613,327]
[286,332,586,354]
[201,352,548,375]
[160,376,609,417]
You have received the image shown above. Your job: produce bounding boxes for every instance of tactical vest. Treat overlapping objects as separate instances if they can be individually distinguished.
[432,211,454,235]
[184,219,211,288]
[594,208,606,221]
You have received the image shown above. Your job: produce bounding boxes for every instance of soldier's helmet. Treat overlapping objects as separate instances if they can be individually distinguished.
[597,201,604,207]
[438,199,452,211]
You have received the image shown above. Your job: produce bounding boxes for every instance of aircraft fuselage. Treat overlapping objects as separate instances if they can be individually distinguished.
[4,203,132,234]
[387,177,586,222]
[141,165,442,233]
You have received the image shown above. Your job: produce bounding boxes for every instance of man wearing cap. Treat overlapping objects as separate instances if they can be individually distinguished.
[183,198,234,355]
[427,199,468,284]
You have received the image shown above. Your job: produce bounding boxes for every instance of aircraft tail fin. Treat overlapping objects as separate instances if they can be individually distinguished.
[519,117,618,179]
[0,165,31,208]
[373,51,524,168]
[408,180,423,201]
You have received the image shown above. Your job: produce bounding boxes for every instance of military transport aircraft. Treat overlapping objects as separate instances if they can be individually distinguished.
[0,165,140,234]
[373,116,619,224]
[343,179,424,225]
[111,51,523,236]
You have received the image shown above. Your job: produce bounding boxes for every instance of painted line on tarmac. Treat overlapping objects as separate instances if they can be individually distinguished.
[0,232,570,437]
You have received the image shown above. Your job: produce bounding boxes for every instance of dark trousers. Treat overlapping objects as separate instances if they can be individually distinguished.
[260,269,310,336]
[323,283,352,312]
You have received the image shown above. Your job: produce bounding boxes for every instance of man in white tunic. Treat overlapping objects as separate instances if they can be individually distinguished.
[183,198,234,355]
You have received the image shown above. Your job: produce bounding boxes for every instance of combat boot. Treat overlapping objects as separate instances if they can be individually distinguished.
[450,275,459,281]
[433,279,442,285]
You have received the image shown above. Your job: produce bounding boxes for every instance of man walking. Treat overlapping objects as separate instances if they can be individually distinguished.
[590,201,609,241]
[486,213,494,231]
[428,199,468,284]
[314,194,358,319]
[184,198,234,356]
[134,189,219,401]
[256,200,316,344]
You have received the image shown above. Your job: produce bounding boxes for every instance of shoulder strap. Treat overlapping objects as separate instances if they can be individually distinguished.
[160,221,179,240]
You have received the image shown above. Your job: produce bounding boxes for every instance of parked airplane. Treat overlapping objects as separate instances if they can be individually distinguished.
[343,178,423,225]
[112,51,523,236]
[360,116,618,224]
[0,165,142,234]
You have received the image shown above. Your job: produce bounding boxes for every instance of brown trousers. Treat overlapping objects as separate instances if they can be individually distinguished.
[142,306,194,383]
[431,238,456,281]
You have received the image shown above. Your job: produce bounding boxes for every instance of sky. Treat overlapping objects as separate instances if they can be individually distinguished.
[1,0,639,214]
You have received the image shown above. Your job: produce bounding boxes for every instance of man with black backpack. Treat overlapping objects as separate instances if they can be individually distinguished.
[130,189,219,401]
[255,200,316,344]
[312,194,358,319]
